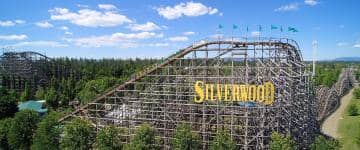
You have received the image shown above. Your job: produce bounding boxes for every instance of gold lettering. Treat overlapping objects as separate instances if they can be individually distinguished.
[217,84,223,101]
[193,81,275,105]
[257,85,265,103]
[210,84,215,101]
[240,85,248,101]
[194,81,204,103]
[248,85,257,102]
[232,85,240,101]
[264,82,275,105]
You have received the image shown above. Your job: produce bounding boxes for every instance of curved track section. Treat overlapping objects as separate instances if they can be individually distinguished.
[0,51,72,92]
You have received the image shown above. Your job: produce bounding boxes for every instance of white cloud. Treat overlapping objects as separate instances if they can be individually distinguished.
[0,19,25,27]
[251,31,260,37]
[148,43,169,47]
[49,7,132,27]
[0,21,15,27]
[35,21,54,28]
[337,42,348,47]
[354,44,360,48]
[183,31,195,35]
[127,22,161,31]
[98,4,117,10]
[60,26,69,30]
[65,32,161,47]
[275,3,299,12]
[168,36,188,42]
[10,41,68,47]
[304,0,318,6]
[156,2,219,19]
[65,31,73,35]
[161,25,169,29]
[0,34,27,40]
[76,4,89,8]
[14,20,26,24]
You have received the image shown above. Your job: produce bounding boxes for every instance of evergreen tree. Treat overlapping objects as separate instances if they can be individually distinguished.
[8,110,40,150]
[45,87,58,109]
[269,132,297,150]
[31,112,62,150]
[20,82,31,101]
[0,118,13,149]
[96,125,124,150]
[172,124,201,150]
[35,86,46,100]
[61,118,95,150]
[210,129,236,150]
[310,135,341,150]
[125,124,159,150]
[0,88,18,119]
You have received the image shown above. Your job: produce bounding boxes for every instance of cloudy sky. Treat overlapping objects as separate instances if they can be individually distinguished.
[0,0,359,60]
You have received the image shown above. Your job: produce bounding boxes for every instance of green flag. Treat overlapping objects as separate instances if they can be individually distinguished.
[233,24,238,29]
[288,27,298,32]
[271,25,278,30]
[218,24,223,29]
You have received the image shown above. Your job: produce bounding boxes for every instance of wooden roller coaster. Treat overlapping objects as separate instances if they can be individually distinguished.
[60,37,317,149]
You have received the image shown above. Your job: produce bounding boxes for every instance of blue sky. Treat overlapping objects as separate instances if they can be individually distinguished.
[0,0,359,60]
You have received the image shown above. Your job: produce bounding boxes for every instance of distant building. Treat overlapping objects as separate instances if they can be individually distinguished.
[18,100,48,115]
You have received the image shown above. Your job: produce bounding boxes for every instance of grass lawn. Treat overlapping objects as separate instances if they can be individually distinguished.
[338,97,360,150]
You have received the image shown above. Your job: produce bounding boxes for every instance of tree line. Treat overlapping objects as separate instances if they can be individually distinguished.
[16,58,159,110]
[313,62,346,87]
[0,109,341,150]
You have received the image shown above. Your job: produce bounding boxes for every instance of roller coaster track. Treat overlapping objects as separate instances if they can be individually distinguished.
[316,67,355,121]
[59,38,303,122]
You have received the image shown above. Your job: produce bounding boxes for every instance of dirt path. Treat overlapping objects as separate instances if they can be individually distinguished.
[321,86,357,138]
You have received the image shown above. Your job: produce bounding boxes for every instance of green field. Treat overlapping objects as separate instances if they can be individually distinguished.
[338,96,360,149]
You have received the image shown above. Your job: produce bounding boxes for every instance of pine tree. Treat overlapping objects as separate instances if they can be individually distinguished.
[172,124,201,150]
[32,112,62,150]
[20,82,31,101]
[96,125,124,150]
[125,124,160,150]
[8,110,40,149]
[210,129,236,150]
[61,118,95,150]
[269,132,297,150]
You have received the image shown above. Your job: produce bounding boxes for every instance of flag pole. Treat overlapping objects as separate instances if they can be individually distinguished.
[312,40,317,77]
[232,24,238,42]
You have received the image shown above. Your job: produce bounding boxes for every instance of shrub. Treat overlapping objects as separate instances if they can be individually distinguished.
[96,125,124,150]
[8,110,40,149]
[348,104,358,116]
[61,118,95,150]
[0,118,13,149]
[172,124,201,150]
[210,129,236,150]
[269,132,297,150]
[124,124,159,150]
[310,135,341,150]
[31,112,62,150]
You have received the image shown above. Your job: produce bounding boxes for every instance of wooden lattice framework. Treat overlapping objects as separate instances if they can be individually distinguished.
[64,37,318,149]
